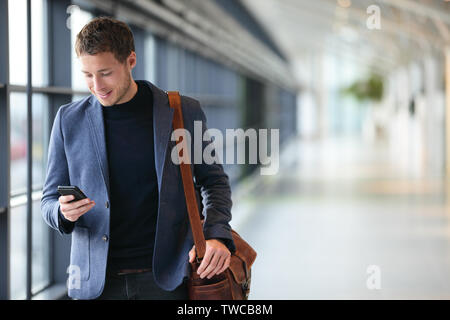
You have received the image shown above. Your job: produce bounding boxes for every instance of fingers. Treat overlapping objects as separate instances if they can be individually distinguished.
[59,194,76,204]
[204,254,231,279]
[59,196,95,222]
[199,251,220,279]
[206,254,227,279]
[196,240,231,279]
[218,255,231,274]
[188,245,196,263]
[197,248,213,277]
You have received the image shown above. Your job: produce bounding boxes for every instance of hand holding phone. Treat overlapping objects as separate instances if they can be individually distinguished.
[57,186,95,222]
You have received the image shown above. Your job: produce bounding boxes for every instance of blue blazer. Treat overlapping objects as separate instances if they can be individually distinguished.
[40,81,234,300]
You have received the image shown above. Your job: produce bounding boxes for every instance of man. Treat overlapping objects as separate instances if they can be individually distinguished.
[41,16,235,300]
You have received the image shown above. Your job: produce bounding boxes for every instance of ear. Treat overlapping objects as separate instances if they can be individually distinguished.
[128,51,137,69]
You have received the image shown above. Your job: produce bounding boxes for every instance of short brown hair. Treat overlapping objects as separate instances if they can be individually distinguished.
[75,16,135,63]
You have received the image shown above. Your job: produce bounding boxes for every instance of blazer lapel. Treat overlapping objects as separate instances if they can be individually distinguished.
[144,81,174,192]
[86,96,110,198]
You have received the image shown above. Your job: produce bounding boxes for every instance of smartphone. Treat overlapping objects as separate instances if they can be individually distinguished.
[57,185,87,202]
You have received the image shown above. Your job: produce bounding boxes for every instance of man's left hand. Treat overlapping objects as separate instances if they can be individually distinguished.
[188,239,231,279]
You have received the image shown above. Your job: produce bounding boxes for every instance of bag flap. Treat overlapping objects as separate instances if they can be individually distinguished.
[231,229,257,268]
[228,256,247,284]
[228,229,257,284]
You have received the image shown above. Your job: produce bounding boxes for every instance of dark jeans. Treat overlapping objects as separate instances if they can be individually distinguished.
[96,271,189,300]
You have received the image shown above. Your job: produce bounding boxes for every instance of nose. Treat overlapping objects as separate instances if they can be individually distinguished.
[93,76,106,93]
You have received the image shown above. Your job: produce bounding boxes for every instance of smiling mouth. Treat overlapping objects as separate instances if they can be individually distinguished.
[98,91,112,99]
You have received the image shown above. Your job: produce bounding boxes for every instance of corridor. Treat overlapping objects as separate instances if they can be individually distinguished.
[231,135,450,299]
[2,0,450,300]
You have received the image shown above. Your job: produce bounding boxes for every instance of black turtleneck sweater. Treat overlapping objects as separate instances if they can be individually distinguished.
[102,80,157,272]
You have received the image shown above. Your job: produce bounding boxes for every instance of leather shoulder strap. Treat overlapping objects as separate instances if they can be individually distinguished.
[167,91,206,260]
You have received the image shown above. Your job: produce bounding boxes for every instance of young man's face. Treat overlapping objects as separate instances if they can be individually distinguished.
[79,51,137,106]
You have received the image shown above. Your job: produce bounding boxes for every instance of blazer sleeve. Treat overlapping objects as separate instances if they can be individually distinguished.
[40,106,73,235]
[186,98,236,253]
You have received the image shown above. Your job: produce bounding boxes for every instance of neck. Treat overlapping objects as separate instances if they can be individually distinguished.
[121,79,138,103]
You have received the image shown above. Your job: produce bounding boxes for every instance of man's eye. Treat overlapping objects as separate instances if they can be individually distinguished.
[84,74,92,78]
[102,72,112,77]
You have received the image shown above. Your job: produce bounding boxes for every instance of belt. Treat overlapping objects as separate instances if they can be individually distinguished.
[115,268,152,276]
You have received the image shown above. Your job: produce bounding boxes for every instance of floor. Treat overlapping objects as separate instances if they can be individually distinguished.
[230,135,450,299]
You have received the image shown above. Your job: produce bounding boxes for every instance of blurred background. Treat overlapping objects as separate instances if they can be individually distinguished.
[0,0,449,299]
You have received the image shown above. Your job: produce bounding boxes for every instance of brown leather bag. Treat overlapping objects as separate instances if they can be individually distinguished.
[167,91,257,300]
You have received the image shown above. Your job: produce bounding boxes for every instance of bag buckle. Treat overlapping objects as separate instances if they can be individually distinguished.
[242,279,250,299]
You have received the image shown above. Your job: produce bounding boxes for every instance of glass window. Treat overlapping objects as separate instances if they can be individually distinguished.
[32,0,49,87]
[10,93,28,196]
[8,0,28,86]
[185,51,196,94]
[167,43,179,90]
[32,199,50,295]
[9,204,27,300]
[72,94,90,102]
[32,94,49,189]
[69,5,92,91]
[145,35,156,84]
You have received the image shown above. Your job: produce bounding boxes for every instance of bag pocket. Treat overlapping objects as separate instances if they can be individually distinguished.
[70,226,90,281]
[188,277,233,300]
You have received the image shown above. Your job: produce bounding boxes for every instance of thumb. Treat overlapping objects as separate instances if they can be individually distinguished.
[189,245,196,263]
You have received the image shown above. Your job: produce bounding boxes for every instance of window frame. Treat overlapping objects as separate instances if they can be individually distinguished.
[2,0,90,300]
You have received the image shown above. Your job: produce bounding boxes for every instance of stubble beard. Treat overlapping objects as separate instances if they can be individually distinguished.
[111,74,132,106]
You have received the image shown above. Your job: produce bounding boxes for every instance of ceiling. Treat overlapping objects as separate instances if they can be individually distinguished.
[241,0,450,78]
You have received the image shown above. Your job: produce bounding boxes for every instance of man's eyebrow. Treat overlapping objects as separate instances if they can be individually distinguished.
[82,68,111,73]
